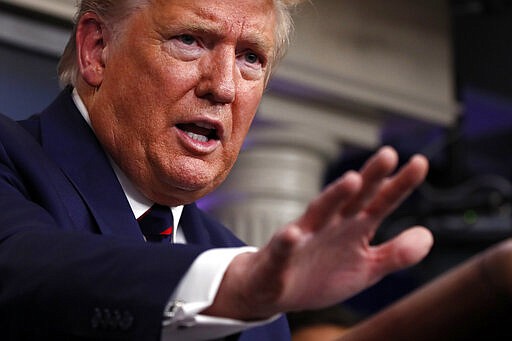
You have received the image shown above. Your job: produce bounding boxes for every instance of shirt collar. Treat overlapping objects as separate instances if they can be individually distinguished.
[70,88,184,224]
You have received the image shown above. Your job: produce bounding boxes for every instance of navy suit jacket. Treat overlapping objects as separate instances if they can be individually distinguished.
[0,89,290,340]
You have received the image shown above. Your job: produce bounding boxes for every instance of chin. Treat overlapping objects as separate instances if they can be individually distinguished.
[155,161,230,203]
[159,177,220,204]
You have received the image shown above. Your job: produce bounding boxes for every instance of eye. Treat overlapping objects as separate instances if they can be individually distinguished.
[237,50,266,81]
[165,34,203,61]
[244,52,260,65]
[178,34,197,46]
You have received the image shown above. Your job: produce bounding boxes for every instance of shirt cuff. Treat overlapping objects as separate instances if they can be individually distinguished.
[161,247,279,340]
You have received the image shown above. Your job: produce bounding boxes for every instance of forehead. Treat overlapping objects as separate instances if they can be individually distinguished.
[146,0,277,49]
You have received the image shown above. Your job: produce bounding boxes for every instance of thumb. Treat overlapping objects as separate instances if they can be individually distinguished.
[265,225,303,267]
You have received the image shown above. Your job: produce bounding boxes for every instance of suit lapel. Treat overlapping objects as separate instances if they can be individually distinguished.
[180,203,214,246]
[38,89,143,241]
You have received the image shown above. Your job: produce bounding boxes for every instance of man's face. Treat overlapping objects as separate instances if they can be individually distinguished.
[86,0,276,205]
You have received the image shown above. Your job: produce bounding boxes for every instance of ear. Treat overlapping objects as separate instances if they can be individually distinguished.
[76,13,109,88]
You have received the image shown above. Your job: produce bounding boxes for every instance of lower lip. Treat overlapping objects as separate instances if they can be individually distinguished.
[175,127,221,154]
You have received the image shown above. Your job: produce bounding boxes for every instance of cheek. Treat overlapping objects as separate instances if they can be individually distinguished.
[232,90,261,139]
[231,117,253,151]
[118,48,199,101]
[150,47,201,92]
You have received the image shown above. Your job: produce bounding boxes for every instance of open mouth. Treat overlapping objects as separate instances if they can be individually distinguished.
[176,122,220,143]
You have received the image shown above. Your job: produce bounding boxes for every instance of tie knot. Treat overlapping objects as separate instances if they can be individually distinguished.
[137,204,174,243]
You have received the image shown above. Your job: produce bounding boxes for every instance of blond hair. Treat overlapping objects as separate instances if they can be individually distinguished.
[57,0,304,87]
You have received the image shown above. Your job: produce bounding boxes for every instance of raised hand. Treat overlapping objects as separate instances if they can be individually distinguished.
[207,146,433,320]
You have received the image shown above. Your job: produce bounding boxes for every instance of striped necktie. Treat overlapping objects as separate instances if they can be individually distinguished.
[137,203,174,243]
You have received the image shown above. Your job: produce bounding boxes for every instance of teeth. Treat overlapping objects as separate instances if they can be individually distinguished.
[195,122,215,129]
[186,131,208,143]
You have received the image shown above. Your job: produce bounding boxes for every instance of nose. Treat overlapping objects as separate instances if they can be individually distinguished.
[195,48,236,104]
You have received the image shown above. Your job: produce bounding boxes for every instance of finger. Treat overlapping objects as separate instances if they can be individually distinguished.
[365,154,429,219]
[372,226,434,277]
[297,170,362,231]
[341,146,399,216]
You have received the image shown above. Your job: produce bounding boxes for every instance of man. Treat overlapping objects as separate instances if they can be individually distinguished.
[0,0,433,340]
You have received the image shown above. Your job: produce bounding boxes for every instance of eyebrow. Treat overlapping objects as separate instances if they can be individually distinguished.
[167,18,274,56]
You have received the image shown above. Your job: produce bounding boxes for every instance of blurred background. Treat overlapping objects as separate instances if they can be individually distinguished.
[1,0,512,323]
